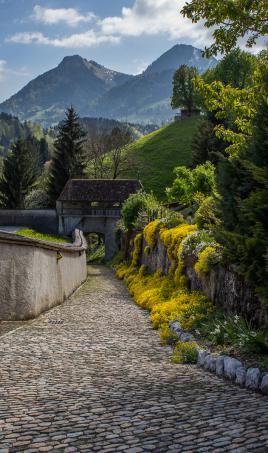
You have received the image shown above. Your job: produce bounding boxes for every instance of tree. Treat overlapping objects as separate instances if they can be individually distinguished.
[48,107,86,204]
[181,0,268,56]
[166,162,216,205]
[0,139,37,208]
[216,99,268,301]
[203,48,257,89]
[107,127,132,179]
[86,126,133,180]
[171,65,199,114]
[86,130,110,179]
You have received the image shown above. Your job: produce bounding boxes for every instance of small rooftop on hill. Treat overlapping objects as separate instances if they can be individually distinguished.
[58,179,142,203]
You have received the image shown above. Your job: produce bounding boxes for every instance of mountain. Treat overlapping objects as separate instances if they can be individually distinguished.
[0,45,217,126]
[0,56,133,127]
[92,45,216,123]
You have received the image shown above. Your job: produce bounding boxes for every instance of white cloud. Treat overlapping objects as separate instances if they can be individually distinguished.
[100,0,211,45]
[0,60,7,79]
[6,0,213,50]
[6,31,120,48]
[33,5,96,27]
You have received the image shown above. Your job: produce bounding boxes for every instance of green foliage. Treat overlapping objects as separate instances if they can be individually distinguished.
[172,341,198,364]
[160,325,178,346]
[216,99,268,301]
[0,139,38,208]
[191,116,228,167]
[121,191,158,230]
[195,245,222,274]
[181,0,268,56]
[120,118,199,199]
[16,228,69,244]
[87,244,105,264]
[180,230,217,259]
[48,107,86,205]
[166,162,216,205]
[159,211,184,230]
[204,48,257,89]
[194,195,221,229]
[196,313,268,354]
[171,65,200,113]
[24,188,50,209]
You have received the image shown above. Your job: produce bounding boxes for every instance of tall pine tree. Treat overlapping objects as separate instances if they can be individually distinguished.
[0,139,37,208]
[48,107,86,204]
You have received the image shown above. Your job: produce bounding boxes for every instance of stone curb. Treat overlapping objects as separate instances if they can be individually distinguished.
[169,321,268,396]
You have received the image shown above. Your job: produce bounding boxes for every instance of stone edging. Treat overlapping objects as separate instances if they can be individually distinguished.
[169,321,268,396]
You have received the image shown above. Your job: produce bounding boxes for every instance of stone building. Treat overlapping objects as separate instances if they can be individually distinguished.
[57,179,142,259]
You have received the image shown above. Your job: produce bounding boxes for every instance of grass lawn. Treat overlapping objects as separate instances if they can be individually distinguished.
[16,228,70,244]
[122,117,200,200]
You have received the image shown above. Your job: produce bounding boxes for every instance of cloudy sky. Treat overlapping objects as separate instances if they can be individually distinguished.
[0,0,215,102]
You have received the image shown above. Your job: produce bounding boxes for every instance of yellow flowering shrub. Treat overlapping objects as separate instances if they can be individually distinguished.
[116,222,215,344]
[172,341,198,364]
[131,232,143,267]
[143,219,161,247]
[160,224,197,260]
[194,245,221,275]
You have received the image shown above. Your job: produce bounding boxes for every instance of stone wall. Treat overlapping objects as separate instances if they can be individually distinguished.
[0,209,58,234]
[139,234,268,327]
[0,229,87,320]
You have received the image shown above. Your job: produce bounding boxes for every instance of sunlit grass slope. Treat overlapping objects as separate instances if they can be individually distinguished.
[122,117,200,200]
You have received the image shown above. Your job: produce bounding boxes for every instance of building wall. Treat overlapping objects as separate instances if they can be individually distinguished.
[0,230,87,320]
[59,213,119,260]
[0,210,58,234]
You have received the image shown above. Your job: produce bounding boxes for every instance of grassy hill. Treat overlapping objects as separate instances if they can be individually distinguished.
[121,116,200,200]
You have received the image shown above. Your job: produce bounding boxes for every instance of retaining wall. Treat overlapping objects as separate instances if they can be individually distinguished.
[139,234,268,327]
[0,210,58,234]
[0,229,87,320]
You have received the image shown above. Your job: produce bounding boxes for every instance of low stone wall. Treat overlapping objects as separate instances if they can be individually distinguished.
[0,209,58,234]
[139,234,268,327]
[0,229,87,320]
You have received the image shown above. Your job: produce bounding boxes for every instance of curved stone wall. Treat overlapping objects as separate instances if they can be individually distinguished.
[0,229,87,320]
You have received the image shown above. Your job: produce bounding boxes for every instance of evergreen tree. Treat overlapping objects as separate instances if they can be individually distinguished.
[217,100,268,300]
[0,139,37,208]
[192,115,227,167]
[48,107,86,204]
[39,137,49,166]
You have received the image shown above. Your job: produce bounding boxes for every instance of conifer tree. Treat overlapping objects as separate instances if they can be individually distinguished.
[48,107,86,204]
[217,100,268,300]
[0,139,37,208]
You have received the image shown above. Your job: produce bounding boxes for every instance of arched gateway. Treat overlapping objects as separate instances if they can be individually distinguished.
[56,179,142,260]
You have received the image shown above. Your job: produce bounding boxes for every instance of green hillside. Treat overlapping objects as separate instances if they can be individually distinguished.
[122,117,200,199]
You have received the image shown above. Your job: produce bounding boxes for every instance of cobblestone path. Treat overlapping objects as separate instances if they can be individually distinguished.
[0,266,268,453]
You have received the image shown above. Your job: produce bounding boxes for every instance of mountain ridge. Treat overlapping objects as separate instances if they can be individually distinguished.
[0,44,217,126]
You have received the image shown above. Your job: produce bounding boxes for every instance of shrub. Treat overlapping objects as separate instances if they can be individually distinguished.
[195,313,268,354]
[144,219,161,247]
[194,195,221,229]
[160,211,184,229]
[172,341,198,364]
[194,245,222,274]
[121,192,159,230]
[180,230,216,259]
[160,325,178,345]
[131,233,143,267]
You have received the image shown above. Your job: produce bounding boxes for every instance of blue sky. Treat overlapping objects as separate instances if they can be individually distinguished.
[0,0,259,103]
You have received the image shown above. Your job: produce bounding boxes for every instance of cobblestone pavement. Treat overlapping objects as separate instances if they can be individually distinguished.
[0,266,268,453]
